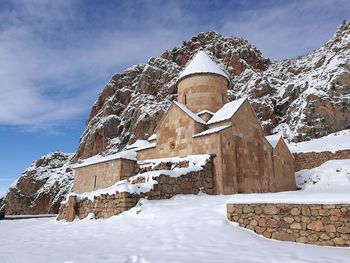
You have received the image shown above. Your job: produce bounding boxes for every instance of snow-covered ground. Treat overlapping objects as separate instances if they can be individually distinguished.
[296,159,350,191]
[1,194,349,263]
[2,128,350,262]
[288,129,350,153]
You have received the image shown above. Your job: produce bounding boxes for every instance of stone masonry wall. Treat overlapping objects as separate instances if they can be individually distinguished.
[293,150,350,171]
[227,203,350,247]
[58,158,213,221]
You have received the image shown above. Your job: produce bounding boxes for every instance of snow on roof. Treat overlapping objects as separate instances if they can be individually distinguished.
[193,125,231,138]
[135,142,156,152]
[207,98,247,125]
[126,140,152,150]
[265,134,282,148]
[177,51,229,82]
[148,133,157,141]
[173,101,206,124]
[197,109,214,116]
[73,149,137,169]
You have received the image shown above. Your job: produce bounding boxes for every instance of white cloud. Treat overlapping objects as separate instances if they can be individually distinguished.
[0,0,348,130]
[0,0,198,130]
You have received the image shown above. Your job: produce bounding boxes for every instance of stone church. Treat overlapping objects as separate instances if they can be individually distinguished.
[73,51,296,195]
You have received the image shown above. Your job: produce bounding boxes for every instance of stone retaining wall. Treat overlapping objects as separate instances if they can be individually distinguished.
[293,150,350,171]
[227,203,350,247]
[58,159,213,221]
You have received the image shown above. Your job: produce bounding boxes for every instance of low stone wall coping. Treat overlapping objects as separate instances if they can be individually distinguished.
[227,191,350,205]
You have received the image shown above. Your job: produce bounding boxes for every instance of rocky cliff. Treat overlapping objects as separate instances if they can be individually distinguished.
[4,152,73,215]
[75,21,350,161]
[4,21,350,214]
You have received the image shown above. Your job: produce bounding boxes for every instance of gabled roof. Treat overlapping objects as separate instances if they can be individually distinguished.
[177,51,229,82]
[265,134,282,148]
[173,101,206,124]
[148,133,157,141]
[207,97,247,125]
[197,109,214,116]
[152,101,206,136]
[193,125,231,138]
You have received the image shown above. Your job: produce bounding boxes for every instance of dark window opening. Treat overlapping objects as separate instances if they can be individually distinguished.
[94,176,97,189]
[184,94,187,104]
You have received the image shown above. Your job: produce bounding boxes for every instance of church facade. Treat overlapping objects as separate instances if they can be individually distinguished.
[73,51,296,195]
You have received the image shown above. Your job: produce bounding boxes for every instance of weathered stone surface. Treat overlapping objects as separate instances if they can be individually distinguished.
[258,217,267,227]
[227,203,350,247]
[334,237,347,245]
[263,205,279,215]
[283,216,294,224]
[325,225,337,233]
[57,195,77,222]
[243,206,255,214]
[291,207,301,216]
[290,222,302,230]
[307,221,324,232]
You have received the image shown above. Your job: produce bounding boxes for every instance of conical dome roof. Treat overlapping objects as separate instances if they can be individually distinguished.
[177,50,229,82]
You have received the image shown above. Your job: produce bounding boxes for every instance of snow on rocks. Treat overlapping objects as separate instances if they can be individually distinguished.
[138,154,211,177]
[4,152,74,214]
[73,177,156,202]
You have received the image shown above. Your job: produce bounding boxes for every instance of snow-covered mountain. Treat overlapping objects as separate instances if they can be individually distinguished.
[75,21,350,160]
[4,21,350,214]
[4,152,73,215]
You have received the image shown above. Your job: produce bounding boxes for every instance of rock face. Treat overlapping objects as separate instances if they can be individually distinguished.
[4,152,73,215]
[74,21,350,161]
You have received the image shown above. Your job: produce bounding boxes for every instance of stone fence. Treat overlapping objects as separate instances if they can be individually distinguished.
[58,158,213,221]
[293,149,350,171]
[227,202,350,247]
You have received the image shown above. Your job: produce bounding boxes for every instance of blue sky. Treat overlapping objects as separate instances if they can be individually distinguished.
[0,0,349,196]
